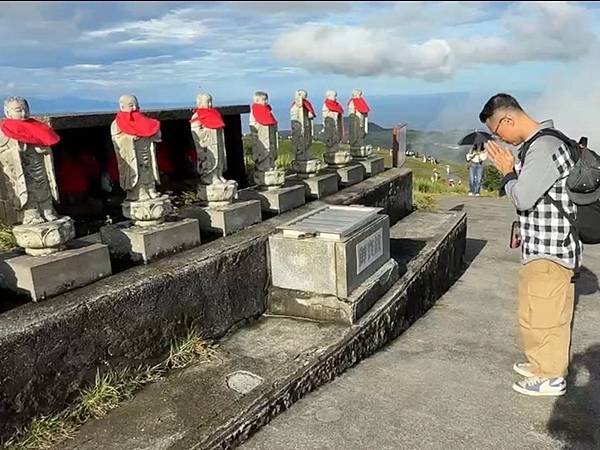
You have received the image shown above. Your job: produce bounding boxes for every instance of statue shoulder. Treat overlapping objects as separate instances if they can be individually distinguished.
[110,120,121,136]
[0,129,9,148]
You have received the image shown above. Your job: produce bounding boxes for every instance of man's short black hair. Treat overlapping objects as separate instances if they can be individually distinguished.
[479,93,523,123]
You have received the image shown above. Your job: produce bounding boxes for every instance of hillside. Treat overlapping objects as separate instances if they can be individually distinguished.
[277,121,473,164]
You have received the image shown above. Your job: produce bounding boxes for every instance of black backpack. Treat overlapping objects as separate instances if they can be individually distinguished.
[519,128,600,246]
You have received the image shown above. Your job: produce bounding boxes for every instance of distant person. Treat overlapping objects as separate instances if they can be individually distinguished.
[480,93,581,397]
[466,143,487,196]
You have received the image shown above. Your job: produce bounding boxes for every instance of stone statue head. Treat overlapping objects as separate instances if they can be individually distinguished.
[294,89,307,107]
[253,91,269,105]
[325,90,337,101]
[196,93,213,108]
[4,96,30,120]
[118,95,139,112]
[352,89,363,98]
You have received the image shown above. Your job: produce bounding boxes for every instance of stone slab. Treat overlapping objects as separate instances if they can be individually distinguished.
[100,218,201,264]
[51,210,467,450]
[0,169,412,440]
[269,214,390,298]
[178,200,262,236]
[239,184,306,214]
[289,173,339,199]
[327,164,364,187]
[268,258,400,324]
[0,241,112,301]
[357,156,385,177]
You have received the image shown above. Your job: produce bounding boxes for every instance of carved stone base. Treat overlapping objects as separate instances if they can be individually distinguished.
[293,159,324,177]
[197,181,238,207]
[326,164,365,187]
[324,151,352,167]
[122,196,172,227]
[357,156,385,177]
[238,184,306,214]
[178,200,262,237]
[100,219,201,264]
[350,145,374,159]
[254,169,285,190]
[12,217,75,256]
[289,173,339,199]
[0,240,112,301]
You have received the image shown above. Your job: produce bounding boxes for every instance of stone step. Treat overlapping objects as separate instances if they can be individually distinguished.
[54,208,466,450]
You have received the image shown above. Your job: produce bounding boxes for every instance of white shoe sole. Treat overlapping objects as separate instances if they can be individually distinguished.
[512,383,566,397]
[513,363,535,378]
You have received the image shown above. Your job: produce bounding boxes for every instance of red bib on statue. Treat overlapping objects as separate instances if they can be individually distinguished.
[191,108,225,129]
[324,99,344,115]
[115,111,160,138]
[251,104,277,126]
[349,97,370,114]
[0,118,60,146]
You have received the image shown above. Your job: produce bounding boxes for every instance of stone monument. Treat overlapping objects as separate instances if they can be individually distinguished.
[177,93,261,236]
[267,205,399,324]
[0,96,111,300]
[239,91,305,214]
[347,89,384,177]
[322,90,364,187]
[289,89,337,199]
[100,95,200,264]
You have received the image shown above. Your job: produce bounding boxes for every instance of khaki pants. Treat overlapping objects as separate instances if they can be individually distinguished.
[518,259,575,378]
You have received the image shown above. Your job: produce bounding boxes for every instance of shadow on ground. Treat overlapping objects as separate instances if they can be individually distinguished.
[548,344,600,448]
[547,266,600,449]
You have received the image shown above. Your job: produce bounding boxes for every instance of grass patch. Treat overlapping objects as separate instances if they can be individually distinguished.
[0,223,17,251]
[3,328,216,450]
[413,191,437,211]
[178,190,202,207]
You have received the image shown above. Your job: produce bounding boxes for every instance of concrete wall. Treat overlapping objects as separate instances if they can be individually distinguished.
[0,168,412,440]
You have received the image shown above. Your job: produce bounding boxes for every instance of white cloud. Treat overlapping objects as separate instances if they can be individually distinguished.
[82,8,208,46]
[273,1,597,80]
[273,25,454,79]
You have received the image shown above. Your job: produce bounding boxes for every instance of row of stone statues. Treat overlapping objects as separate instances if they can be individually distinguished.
[0,89,371,254]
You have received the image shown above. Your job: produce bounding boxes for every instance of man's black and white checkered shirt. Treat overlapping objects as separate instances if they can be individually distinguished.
[515,143,582,268]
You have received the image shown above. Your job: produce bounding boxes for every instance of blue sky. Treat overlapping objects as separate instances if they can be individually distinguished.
[1,1,599,117]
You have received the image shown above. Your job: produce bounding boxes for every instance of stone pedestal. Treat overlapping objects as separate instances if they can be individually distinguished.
[289,173,338,199]
[269,206,390,297]
[327,164,364,187]
[356,156,385,177]
[122,195,172,227]
[292,159,324,176]
[197,181,238,208]
[12,217,75,256]
[178,200,262,236]
[0,241,112,301]
[238,184,305,214]
[323,151,351,167]
[100,218,201,264]
[253,169,285,189]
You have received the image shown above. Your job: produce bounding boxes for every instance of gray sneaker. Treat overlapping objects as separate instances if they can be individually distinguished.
[512,377,566,397]
[513,362,536,378]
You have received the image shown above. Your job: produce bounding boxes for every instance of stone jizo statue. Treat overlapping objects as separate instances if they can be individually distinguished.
[250,91,284,188]
[190,93,237,206]
[111,95,171,225]
[322,90,350,166]
[291,89,323,176]
[348,89,372,158]
[0,96,74,255]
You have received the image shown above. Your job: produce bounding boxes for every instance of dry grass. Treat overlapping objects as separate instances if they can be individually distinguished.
[0,223,17,251]
[3,328,215,450]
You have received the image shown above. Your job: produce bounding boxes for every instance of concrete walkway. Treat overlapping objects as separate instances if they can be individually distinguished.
[243,196,600,450]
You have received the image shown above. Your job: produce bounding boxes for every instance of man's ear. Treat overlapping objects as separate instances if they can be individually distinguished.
[504,115,515,127]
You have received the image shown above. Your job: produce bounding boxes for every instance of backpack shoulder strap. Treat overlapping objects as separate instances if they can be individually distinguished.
[519,128,579,164]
